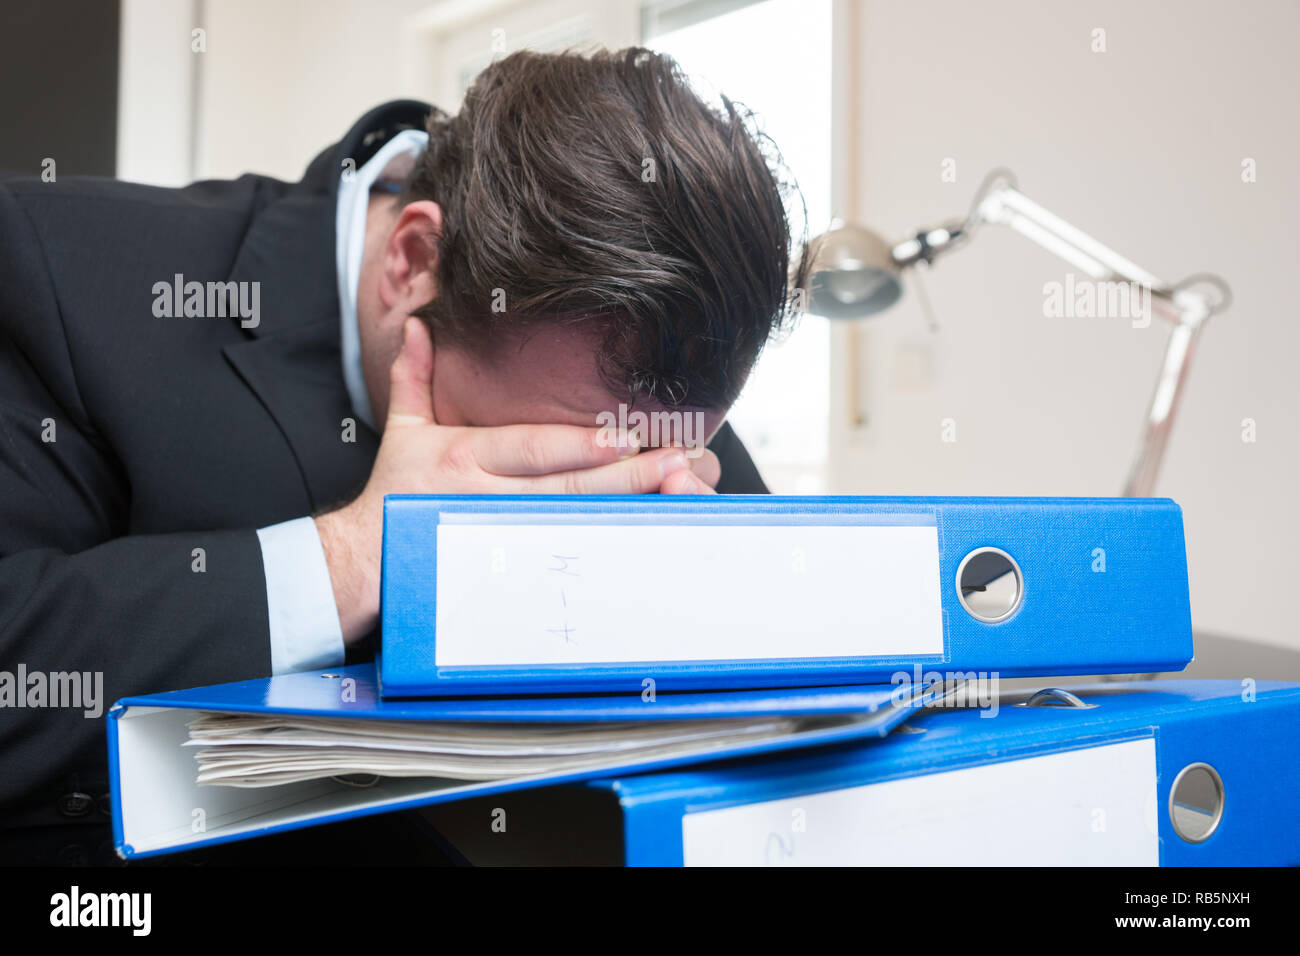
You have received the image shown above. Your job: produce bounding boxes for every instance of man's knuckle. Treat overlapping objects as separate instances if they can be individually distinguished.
[442,437,479,476]
[518,432,550,473]
[561,470,585,495]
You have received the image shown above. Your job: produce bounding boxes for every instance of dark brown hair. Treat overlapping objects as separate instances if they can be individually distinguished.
[403,47,810,409]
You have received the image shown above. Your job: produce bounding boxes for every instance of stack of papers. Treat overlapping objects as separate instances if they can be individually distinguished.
[186,712,828,787]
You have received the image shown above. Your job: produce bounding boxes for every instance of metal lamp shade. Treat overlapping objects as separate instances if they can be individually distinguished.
[806,222,903,319]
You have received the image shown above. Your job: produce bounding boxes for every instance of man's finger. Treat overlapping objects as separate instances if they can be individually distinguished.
[514,447,688,495]
[472,423,640,476]
[687,448,721,488]
[661,467,716,495]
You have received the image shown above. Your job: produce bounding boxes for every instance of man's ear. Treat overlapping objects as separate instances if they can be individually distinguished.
[379,200,442,311]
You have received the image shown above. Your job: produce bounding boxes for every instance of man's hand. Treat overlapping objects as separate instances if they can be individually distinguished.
[316,319,720,642]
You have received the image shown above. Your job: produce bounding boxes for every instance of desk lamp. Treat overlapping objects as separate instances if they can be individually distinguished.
[806,169,1231,497]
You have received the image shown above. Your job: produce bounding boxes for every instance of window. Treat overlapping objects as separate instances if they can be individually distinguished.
[647,0,833,492]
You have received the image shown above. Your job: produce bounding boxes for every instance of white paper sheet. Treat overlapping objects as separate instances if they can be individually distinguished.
[681,738,1160,866]
[433,522,943,667]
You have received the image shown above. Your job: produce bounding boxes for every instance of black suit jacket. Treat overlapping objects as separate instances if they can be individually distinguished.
[0,100,767,837]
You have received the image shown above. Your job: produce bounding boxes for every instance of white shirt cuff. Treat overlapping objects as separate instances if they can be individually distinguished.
[256,517,346,675]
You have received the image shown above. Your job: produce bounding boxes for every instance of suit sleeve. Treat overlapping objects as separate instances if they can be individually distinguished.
[708,421,769,494]
[0,184,274,817]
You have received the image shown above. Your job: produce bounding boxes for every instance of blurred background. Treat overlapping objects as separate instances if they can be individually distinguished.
[2,0,1297,665]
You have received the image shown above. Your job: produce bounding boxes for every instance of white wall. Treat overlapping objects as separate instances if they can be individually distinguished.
[117,0,199,185]
[835,0,1300,650]
[192,0,442,181]
[191,0,637,181]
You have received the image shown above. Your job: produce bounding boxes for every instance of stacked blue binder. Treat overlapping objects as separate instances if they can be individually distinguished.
[379,495,1194,694]
[419,680,1300,866]
[106,494,1296,864]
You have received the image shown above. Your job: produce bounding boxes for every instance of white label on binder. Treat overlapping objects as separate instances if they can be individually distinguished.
[681,738,1160,866]
[433,522,943,667]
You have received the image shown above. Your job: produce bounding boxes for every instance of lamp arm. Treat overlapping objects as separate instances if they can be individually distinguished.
[894,183,1224,498]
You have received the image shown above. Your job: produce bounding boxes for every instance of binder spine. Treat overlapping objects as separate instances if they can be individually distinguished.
[380,495,1193,696]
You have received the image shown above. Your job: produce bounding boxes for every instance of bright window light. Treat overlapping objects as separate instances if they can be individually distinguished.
[648,0,832,493]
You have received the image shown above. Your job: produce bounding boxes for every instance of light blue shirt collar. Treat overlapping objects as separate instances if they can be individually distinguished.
[335,129,430,430]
